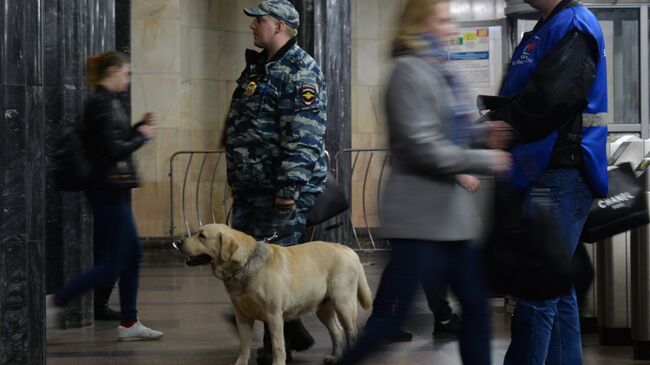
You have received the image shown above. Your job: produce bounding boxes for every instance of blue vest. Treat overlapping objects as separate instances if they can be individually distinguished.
[500,4,608,196]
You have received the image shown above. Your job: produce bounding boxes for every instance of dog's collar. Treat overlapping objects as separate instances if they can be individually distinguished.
[222,241,265,282]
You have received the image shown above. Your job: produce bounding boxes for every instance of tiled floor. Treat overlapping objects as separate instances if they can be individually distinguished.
[47,260,650,365]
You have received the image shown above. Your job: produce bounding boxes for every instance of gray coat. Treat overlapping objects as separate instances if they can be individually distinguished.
[380,55,497,242]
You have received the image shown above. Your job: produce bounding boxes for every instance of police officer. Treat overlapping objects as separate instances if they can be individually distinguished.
[225,1,327,364]
[489,0,608,363]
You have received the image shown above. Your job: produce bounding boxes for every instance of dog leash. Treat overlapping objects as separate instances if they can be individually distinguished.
[263,232,278,243]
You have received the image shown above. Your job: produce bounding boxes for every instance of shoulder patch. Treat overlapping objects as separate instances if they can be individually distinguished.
[300,84,317,106]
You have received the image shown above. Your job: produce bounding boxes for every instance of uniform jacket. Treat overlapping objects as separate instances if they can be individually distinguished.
[380,44,497,242]
[83,85,146,189]
[494,0,608,196]
[225,38,327,200]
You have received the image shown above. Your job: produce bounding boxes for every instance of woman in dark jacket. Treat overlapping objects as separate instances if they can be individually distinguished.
[47,51,162,341]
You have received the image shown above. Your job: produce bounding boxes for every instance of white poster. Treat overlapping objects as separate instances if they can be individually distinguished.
[446,26,503,111]
[448,27,491,88]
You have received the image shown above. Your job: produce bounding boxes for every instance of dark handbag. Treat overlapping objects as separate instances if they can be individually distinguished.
[306,172,349,226]
[580,162,649,243]
[486,182,575,300]
[53,119,92,191]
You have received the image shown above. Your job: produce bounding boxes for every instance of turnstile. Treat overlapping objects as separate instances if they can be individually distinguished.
[630,172,650,359]
[596,234,633,345]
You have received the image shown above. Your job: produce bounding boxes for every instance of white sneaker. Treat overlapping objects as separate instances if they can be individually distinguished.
[117,322,163,341]
[46,294,63,329]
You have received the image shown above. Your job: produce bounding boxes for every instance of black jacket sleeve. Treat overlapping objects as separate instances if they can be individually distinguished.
[491,30,599,142]
[90,95,146,160]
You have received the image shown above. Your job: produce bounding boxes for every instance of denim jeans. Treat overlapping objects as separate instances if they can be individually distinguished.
[504,169,594,365]
[56,189,142,323]
[369,259,452,325]
[340,239,491,365]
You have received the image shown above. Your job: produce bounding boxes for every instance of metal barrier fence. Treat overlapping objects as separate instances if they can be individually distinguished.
[168,148,391,251]
[333,148,390,250]
[168,150,231,241]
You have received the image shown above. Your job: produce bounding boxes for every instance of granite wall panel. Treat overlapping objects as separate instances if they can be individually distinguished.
[3,0,26,85]
[116,0,132,121]
[1,77,45,365]
[27,84,46,364]
[43,0,66,293]
[0,2,47,363]
[1,0,121,362]
[42,0,118,328]
[313,0,352,242]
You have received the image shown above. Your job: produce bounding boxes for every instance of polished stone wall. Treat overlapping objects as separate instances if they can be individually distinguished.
[130,0,256,237]
[1,0,118,363]
[44,0,118,330]
[311,0,353,242]
[0,1,47,363]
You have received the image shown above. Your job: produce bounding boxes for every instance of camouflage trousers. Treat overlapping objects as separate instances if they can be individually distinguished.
[231,192,318,246]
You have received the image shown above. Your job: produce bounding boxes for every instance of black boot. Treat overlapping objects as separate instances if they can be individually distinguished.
[256,323,293,365]
[284,318,314,352]
[433,313,461,339]
[94,287,121,321]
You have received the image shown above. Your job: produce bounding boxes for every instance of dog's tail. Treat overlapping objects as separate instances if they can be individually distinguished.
[355,258,373,311]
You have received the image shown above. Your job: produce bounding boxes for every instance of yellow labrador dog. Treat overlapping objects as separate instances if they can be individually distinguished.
[176,223,372,365]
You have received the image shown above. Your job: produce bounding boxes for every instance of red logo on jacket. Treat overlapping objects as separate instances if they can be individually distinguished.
[524,40,538,55]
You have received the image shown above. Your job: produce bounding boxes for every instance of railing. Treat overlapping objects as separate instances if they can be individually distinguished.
[168,148,391,251]
[333,148,390,251]
[168,150,231,242]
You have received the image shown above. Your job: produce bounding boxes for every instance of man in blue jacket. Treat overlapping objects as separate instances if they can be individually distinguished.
[490,0,608,363]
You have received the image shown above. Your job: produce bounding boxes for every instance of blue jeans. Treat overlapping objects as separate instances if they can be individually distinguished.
[56,189,142,323]
[340,239,491,365]
[504,169,594,365]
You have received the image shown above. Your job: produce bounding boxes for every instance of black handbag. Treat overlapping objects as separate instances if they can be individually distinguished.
[53,118,92,191]
[306,172,349,226]
[580,162,649,243]
[486,182,575,300]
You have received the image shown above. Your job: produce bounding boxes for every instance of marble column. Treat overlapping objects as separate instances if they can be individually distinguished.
[1,1,118,361]
[312,0,352,242]
[0,0,46,364]
[292,0,315,55]
[43,0,117,329]
[116,0,132,115]
[299,0,352,162]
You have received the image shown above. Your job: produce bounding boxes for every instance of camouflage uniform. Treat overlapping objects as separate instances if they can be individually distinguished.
[225,37,327,245]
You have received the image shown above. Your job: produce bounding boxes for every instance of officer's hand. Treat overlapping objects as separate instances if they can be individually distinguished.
[275,197,295,210]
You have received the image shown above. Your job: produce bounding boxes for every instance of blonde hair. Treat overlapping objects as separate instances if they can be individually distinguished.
[286,25,298,37]
[85,51,129,88]
[392,0,444,55]
[270,17,299,38]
